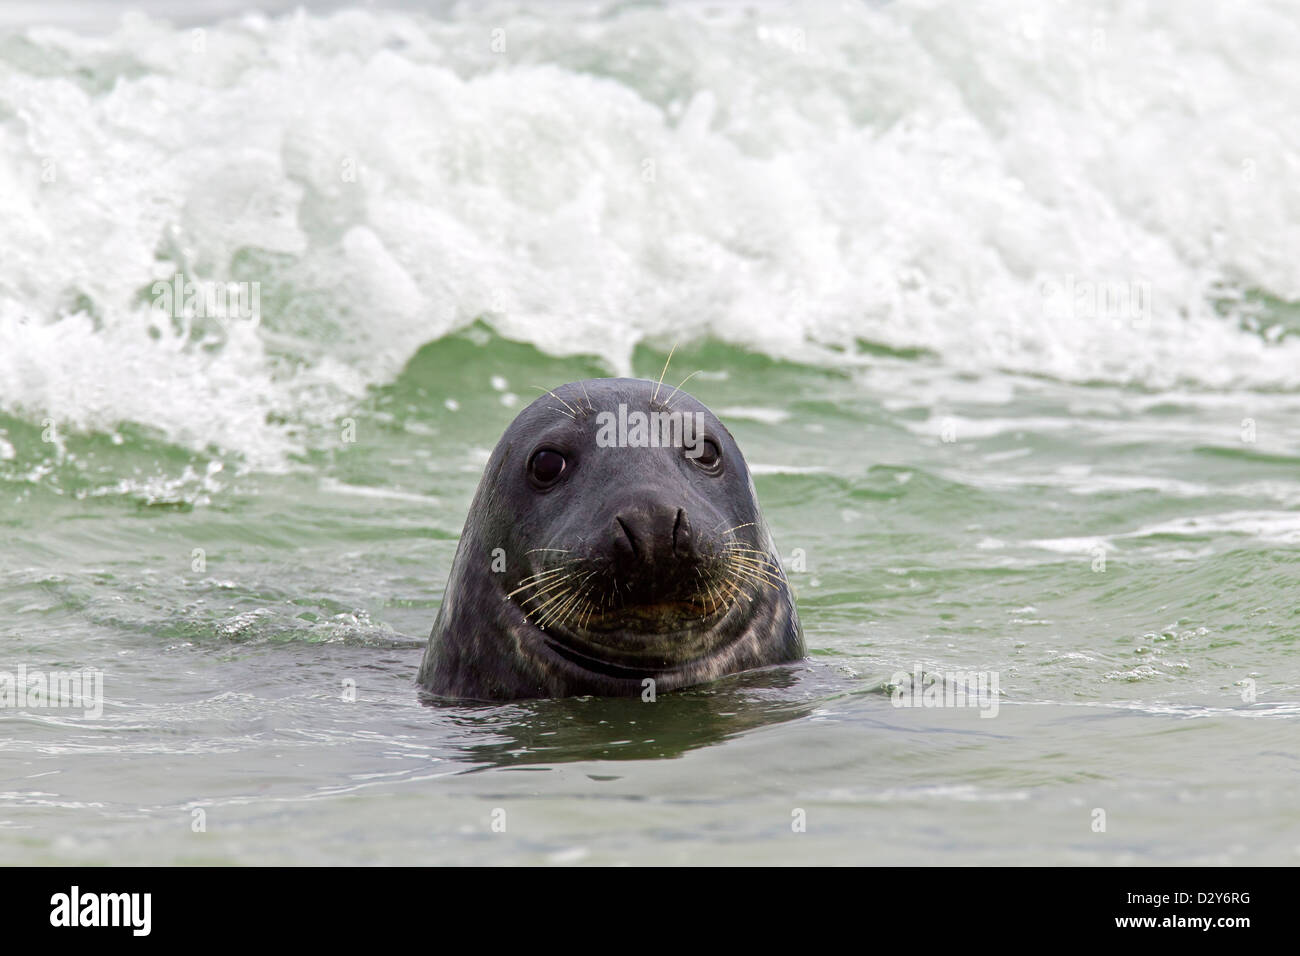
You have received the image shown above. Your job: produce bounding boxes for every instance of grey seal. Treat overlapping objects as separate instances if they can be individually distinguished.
[417,377,804,700]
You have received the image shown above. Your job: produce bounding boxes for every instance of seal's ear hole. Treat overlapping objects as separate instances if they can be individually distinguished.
[528,449,567,486]
[690,439,722,471]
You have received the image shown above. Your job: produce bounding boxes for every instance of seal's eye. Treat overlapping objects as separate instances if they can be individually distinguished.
[529,449,567,485]
[691,439,722,470]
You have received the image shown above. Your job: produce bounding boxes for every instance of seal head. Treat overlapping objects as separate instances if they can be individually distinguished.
[418,377,804,700]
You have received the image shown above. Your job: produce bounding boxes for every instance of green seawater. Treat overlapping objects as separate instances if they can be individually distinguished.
[3,332,1298,865]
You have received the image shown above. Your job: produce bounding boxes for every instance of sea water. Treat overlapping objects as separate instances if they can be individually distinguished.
[1,0,1298,864]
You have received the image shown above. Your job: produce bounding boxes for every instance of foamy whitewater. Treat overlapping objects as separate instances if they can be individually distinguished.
[2,1,1299,866]
[2,0,1298,465]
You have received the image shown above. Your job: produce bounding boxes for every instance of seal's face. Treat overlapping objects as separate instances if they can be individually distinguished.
[495,379,775,671]
[419,377,804,700]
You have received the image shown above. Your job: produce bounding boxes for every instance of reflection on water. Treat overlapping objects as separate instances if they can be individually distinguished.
[427,665,822,768]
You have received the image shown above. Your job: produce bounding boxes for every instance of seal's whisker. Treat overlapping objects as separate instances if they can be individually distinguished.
[546,570,599,629]
[512,563,574,582]
[517,571,577,598]
[726,562,782,576]
[730,570,759,604]
[719,521,757,536]
[708,582,727,615]
[729,567,784,591]
[701,569,728,616]
[692,567,714,615]
[518,587,571,612]
[692,567,714,614]
[547,588,586,630]
[726,556,783,586]
[730,553,784,571]
[579,569,606,629]
[511,575,578,602]
[728,564,764,595]
[730,575,774,600]
[651,342,678,404]
[720,570,750,606]
[664,369,703,408]
[534,600,564,629]
[525,548,571,554]
[536,569,598,629]
[507,580,552,600]
[530,385,579,418]
[724,552,786,581]
[723,549,787,571]
[725,559,780,593]
[521,589,566,627]
[578,582,598,631]
[527,586,574,624]
[519,557,580,574]
[506,567,573,596]
[723,545,783,563]
[559,588,593,632]
[514,569,571,586]
[509,555,581,584]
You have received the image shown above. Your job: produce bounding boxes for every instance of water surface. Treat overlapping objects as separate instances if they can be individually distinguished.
[2,0,1299,864]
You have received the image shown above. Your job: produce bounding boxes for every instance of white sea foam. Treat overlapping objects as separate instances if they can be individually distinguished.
[2,1,1298,465]
[1030,509,1300,553]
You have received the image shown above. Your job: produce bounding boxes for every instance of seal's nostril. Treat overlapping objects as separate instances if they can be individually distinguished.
[616,516,639,561]
[614,505,691,567]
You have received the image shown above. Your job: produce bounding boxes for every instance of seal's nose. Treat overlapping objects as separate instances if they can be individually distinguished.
[612,503,693,570]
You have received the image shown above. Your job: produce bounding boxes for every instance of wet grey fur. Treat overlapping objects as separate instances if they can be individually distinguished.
[417,377,804,700]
